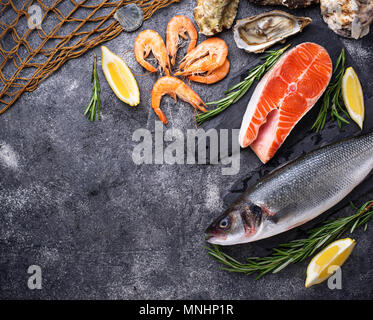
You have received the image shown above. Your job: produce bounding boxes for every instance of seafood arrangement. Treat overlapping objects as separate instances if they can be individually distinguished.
[239,42,332,163]
[81,0,370,286]
[133,15,230,123]
[233,11,312,53]
[246,0,373,38]
[192,0,373,40]
[206,132,373,245]
[2,0,373,303]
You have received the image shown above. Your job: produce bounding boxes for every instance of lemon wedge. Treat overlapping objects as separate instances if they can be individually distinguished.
[101,46,140,106]
[342,67,364,129]
[305,238,356,288]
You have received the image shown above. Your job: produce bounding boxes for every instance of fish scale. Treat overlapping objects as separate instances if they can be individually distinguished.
[206,132,373,245]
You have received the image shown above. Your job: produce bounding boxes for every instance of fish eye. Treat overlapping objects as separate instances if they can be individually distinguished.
[219,217,230,229]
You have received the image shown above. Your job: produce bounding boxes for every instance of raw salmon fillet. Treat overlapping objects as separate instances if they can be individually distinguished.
[239,42,332,163]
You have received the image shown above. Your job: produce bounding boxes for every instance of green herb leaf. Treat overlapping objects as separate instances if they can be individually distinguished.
[84,53,102,122]
[311,48,349,132]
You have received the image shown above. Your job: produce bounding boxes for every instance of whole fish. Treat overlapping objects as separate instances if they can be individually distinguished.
[205,133,373,245]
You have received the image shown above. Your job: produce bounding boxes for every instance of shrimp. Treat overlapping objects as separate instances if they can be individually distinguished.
[134,30,170,75]
[166,15,198,66]
[188,58,230,84]
[174,38,228,76]
[151,76,207,124]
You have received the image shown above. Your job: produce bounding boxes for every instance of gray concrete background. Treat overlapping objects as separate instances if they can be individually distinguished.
[1,1,373,299]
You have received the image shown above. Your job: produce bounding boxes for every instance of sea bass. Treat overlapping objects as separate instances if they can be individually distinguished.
[206,133,373,245]
[239,43,332,163]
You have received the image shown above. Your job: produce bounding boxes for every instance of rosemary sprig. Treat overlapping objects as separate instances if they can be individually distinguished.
[206,200,373,279]
[195,44,291,126]
[311,48,349,132]
[84,53,101,122]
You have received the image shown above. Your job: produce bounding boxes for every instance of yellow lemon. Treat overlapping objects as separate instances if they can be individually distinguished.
[305,238,356,288]
[101,46,140,106]
[342,67,364,129]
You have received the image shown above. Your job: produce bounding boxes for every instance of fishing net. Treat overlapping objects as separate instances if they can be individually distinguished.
[0,0,179,114]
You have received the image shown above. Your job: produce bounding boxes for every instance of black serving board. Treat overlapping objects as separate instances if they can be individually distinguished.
[201,20,373,255]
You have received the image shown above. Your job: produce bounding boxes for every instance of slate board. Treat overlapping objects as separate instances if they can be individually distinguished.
[200,21,373,255]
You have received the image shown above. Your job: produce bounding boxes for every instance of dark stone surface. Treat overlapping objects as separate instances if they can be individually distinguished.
[1,1,373,299]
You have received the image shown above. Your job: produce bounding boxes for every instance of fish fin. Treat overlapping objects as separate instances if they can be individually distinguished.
[267,203,298,224]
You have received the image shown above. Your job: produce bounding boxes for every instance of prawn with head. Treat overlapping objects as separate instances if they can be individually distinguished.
[175,37,229,76]
[166,15,198,67]
[134,29,171,75]
[151,76,207,124]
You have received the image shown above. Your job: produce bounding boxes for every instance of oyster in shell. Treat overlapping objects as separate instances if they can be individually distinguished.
[233,10,312,53]
[320,0,373,39]
[194,0,240,36]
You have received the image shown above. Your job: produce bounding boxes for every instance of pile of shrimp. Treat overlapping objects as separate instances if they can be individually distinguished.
[134,15,230,124]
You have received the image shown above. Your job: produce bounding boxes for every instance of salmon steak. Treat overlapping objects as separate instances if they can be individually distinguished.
[238,42,333,163]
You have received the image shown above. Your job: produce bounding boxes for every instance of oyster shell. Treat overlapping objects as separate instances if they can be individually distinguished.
[114,4,143,32]
[194,0,240,36]
[233,10,312,53]
[320,0,373,39]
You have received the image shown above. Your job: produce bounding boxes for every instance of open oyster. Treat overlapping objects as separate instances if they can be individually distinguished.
[233,10,312,53]
[320,0,373,39]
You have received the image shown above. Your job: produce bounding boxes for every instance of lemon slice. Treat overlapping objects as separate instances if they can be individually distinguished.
[305,238,356,288]
[342,67,364,129]
[101,46,140,106]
